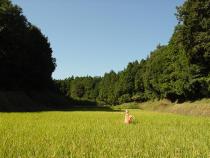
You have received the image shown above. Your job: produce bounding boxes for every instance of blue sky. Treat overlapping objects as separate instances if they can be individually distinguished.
[12,0,184,79]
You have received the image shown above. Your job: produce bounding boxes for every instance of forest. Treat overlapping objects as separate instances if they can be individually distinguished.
[55,0,210,105]
[0,0,56,90]
[1,0,210,108]
[1,1,209,157]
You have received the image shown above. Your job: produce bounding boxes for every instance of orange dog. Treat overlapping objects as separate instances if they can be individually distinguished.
[124,109,133,124]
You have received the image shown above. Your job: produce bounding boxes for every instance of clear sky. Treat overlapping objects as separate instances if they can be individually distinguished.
[11,0,184,79]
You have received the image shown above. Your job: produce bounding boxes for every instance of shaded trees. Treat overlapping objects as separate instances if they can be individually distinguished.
[0,0,56,90]
[98,71,119,105]
[55,76,101,103]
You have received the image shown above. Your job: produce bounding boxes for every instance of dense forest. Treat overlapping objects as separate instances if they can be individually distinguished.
[0,0,210,108]
[0,0,61,111]
[0,0,56,90]
[55,0,210,105]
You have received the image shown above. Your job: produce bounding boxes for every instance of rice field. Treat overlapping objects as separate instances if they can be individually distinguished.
[0,109,210,158]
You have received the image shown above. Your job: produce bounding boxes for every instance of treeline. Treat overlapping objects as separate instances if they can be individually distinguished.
[0,0,56,90]
[55,0,210,105]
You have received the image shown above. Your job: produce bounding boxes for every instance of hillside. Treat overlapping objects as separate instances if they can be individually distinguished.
[116,99,210,117]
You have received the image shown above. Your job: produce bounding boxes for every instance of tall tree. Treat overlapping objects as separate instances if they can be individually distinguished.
[176,0,210,76]
[0,0,56,90]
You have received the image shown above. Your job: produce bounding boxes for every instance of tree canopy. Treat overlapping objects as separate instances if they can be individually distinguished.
[55,0,210,105]
[1,0,210,106]
[0,0,56,90]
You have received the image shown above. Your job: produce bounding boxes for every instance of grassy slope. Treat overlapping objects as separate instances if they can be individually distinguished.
[115,99,210,117]
[0,110,210,157]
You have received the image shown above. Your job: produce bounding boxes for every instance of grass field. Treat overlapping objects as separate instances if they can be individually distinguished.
[0,109,210,158]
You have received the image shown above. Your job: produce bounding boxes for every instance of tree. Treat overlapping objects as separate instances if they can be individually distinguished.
[176,0,210,76]
[0,0,56,90]
[98,71,119,105]
[54,0,210,105]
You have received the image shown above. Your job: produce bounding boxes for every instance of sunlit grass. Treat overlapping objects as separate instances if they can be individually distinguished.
[0,110,210,157]
[116,99,210,117]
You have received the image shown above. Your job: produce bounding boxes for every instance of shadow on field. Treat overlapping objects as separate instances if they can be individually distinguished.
[0,106,120,113]
[0,91,121,112]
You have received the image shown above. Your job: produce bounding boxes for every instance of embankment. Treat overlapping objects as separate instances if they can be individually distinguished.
[116,99,210,117]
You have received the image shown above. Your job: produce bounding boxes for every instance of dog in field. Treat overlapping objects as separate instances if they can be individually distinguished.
[124,109,133,124]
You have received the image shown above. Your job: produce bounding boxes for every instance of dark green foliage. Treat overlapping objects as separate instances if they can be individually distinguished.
[118,94,131,104]
[1,0,209,108]
[176,0,210,76]
[55,76,101,104]
[71,80,85,98]
[0,0,56,90]
[2,0,209,106]
[55,0,210,105]
[116,61,139,97]
[98,71,119,105]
